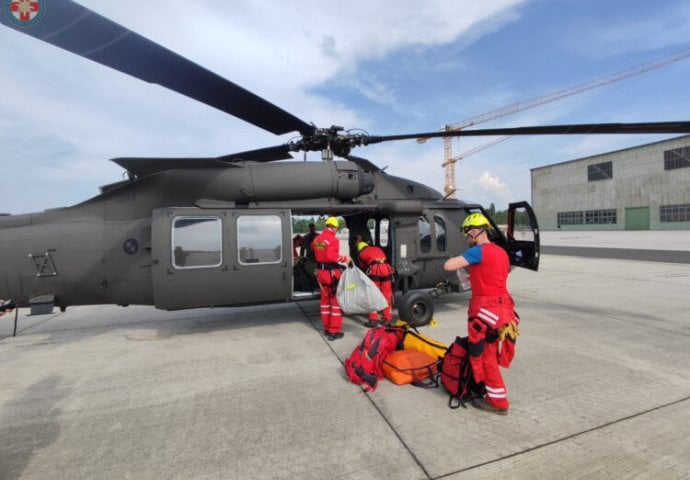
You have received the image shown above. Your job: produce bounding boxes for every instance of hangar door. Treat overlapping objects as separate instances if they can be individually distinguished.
[625,207,650,230]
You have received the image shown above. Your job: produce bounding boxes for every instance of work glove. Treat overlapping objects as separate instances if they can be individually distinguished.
[498,321,520,342]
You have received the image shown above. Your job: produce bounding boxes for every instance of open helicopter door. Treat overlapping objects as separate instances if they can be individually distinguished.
[151,208,292,310]
[506,202,540,271]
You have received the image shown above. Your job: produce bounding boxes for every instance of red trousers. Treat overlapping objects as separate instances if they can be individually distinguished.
[317,269,343,334]
[468,296,516,410]
[366,263,394,322]
[468,323,509,410]
[367,279,392,321]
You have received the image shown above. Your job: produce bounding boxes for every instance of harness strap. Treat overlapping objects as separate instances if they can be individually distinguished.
[369,274,394,282]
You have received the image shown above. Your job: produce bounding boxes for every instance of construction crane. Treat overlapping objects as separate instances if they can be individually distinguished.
[442,47,690,198]
[442,136,510,198]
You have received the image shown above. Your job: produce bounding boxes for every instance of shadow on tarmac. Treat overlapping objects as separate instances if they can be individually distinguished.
[0,376,68,480]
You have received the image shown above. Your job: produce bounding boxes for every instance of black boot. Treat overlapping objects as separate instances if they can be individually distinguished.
[471,398,508,416]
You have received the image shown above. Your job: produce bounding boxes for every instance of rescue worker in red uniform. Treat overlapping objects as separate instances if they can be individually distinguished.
[312,217,350,341]
[356,241,394,327]
[443,213,520,415]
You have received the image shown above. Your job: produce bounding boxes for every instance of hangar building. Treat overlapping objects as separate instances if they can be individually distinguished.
[531,135,690,231]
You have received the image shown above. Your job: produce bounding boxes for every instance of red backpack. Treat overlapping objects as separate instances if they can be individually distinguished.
[344,326,404,392]
[439,336,482,409]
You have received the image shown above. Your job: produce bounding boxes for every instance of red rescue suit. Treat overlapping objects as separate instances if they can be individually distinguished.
[464,242,519,410]
[312,227,348,334]
[357,245,394,322]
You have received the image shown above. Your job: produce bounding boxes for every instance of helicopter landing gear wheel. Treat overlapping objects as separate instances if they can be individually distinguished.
[398,290,434,327]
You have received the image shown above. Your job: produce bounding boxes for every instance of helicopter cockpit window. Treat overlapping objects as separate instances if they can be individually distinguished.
[237,215,282,265]
[434,215,447,252]
[418,216,431,253]
[172,217,222,269]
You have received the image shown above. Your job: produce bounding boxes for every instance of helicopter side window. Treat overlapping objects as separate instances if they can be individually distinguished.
[172,217,222,269]
[418,215,431,253]
[434,215,446,252]
[378,218,390,248]
[363,217,390,248]
[237,215,283,265]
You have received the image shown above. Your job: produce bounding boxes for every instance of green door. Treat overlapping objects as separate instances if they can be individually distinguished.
[625,207,650,230]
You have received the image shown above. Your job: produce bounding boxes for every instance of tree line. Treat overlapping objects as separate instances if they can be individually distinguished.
[487,203,508,224]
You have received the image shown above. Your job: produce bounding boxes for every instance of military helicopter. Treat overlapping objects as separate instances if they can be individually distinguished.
[2,0,690,326]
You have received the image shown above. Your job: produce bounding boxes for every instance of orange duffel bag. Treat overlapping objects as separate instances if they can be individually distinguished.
[382,349,439,386]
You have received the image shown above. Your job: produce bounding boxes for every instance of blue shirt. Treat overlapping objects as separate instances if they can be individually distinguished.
[462,245,483,265]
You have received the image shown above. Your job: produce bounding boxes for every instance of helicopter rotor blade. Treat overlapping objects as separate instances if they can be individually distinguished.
[5,3,690,164]
[216,145,293,163]
[111,157,238,179]
[365,121,690,145]
[111,145,294,178]
[0,0,313,136]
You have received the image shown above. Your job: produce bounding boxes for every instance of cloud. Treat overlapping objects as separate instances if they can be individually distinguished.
[0,0,528,213]
[466,170,513,208]
[2,0,688,217]
[478,170,509,192]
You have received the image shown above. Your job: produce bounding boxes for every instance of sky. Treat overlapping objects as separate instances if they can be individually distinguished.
[1,0,690,214]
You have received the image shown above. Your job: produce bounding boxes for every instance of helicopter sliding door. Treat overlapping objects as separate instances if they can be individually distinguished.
[151,208,292,310]
[506,201,540,271]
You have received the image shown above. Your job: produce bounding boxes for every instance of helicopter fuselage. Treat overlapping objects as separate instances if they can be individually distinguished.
[0,159,539,313]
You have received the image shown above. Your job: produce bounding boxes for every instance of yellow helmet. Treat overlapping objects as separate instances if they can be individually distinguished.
[462,213,491,233]
[324,217,340,228]
[357,241,369,252]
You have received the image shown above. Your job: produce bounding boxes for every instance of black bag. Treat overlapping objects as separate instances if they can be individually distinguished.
[293,258,319,292]
[439,336,482,409]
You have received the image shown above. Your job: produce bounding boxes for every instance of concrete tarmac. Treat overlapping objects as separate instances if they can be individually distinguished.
[1,246,690,479]
[540,230,690,263]
[540,229,690,250]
